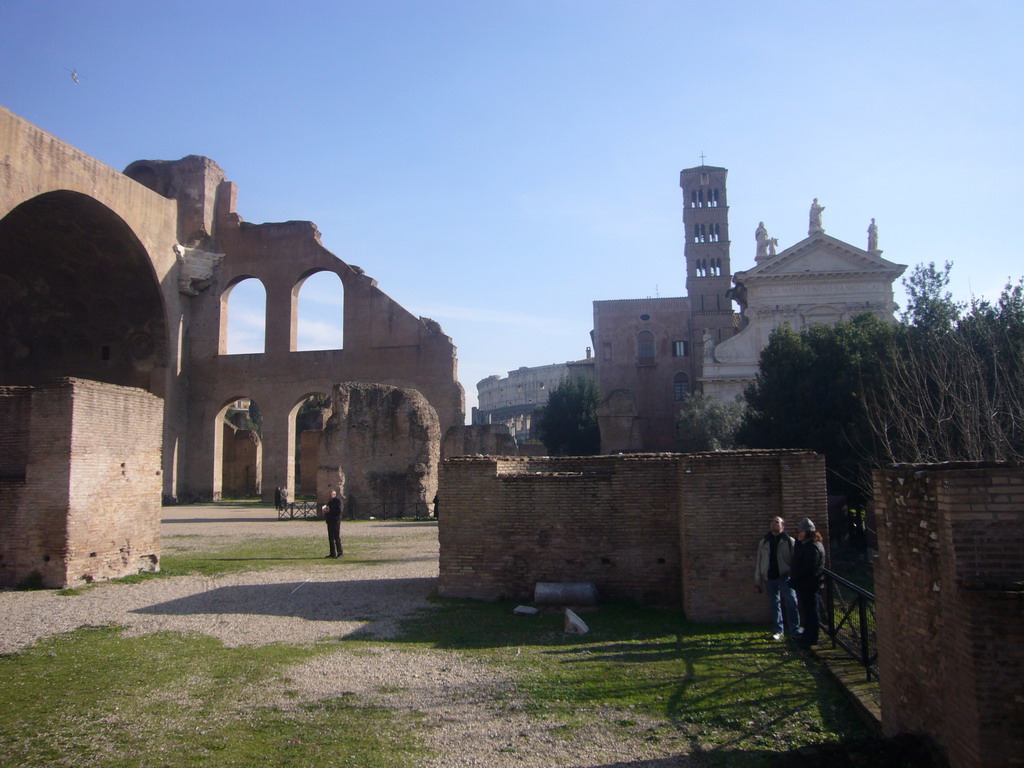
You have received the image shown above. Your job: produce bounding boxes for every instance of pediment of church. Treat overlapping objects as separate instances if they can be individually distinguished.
[737,233,904,282]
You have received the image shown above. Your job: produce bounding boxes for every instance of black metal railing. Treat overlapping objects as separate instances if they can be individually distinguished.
[277,500,320,520]
[822,569,878,681]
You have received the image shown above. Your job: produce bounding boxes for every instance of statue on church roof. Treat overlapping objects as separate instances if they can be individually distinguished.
[867,218,879,252]
[809,198,825,235]
[703,328,716,363]
[755,221,769,261]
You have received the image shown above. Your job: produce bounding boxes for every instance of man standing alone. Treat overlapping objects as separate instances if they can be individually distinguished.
[323,490,344,558]
[755,516,799,640]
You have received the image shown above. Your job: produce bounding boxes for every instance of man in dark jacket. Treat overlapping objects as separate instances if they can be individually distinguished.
[323,490,344,558]
[754,516,799,640]
[789,517,825,647]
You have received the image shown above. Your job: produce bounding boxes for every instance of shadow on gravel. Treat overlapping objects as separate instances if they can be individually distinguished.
[162,517,282,524]
[129,577,436,623]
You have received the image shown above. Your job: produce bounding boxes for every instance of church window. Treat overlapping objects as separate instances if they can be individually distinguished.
[698,189,704,207]
[700,172,709,185]
[601,342,612,361]
[693,224,700,243]
[690,190,696,208]
[674,372,690,400]
[637,331,655,362]
[712,189,719,207]
[673,340,689,357]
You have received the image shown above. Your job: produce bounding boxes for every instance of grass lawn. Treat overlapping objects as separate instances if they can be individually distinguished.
[2,534,880,767]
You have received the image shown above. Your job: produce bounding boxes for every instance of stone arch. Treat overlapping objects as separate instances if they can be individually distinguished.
[289,390,332,498]
[292,268,344,351]
[219,275,266,354]
[212,394,263,500]
[0,190,168,392]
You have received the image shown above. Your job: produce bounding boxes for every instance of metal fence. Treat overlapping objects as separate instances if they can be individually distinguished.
[277,500,320,520]
[822,569,878,681]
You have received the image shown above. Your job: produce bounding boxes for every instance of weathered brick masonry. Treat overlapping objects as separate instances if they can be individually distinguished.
[875,463,1024,768]
[438,450,827,622]
[0,379,163,588]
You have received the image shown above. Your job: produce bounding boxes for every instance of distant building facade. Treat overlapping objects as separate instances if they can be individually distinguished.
[474,362,570,442]
[474,353,595,444]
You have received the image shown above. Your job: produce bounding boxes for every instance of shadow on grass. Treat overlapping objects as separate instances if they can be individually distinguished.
[389,599,884,766]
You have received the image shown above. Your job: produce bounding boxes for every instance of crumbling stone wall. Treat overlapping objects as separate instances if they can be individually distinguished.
[437,450,827,620]
[221,425,261,498]
[875,463,1024,768]
[318,383,440,517]
[442,424,517,459]
[0,379,162,588]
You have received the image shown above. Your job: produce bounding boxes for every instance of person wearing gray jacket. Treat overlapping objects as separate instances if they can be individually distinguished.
[754,516,799,640]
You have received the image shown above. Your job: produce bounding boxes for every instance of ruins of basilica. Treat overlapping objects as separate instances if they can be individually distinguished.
[0,106,463,587]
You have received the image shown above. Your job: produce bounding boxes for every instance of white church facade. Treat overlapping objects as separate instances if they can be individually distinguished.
[701,213,906,403]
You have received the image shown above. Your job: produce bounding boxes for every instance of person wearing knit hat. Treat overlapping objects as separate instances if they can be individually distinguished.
[789,518,825,648]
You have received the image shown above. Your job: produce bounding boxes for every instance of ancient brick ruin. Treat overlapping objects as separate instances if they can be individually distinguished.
[0,379,163,588]
[317,383,440,518]
[438,450,827,621]
[874,462,1024,768]
[0,105,463,586]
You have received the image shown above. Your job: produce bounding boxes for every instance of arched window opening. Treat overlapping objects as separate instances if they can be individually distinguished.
[295,271,344,351]
[219,397,262,499]
[690,190,697,208]
[293,392,331,499]
[698,189,704,207]
[693,224,700,243]
[674,372,690,401]
[223,278,266,354]
[637,330,656,362]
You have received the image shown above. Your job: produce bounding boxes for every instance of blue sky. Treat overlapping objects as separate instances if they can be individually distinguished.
[3,1,1022,416]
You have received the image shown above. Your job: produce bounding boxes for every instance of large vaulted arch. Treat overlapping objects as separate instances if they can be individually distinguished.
[0,190,169,393]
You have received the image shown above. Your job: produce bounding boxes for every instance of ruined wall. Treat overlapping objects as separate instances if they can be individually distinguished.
[442,424,517,459]
[318,383,440,517]
[0,379,162,588]
[180,179,464,502]
[221,425,260,498]
[437,450,826,618]
[299,430,320,496]
[678,451,827,622]
[875,463,1024,768]
[439,455,684,604]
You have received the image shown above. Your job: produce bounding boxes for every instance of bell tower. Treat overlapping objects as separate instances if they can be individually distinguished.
[680,163,736,365]
[680,164,731,312]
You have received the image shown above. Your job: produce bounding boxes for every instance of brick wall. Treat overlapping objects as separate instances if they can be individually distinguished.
[438,449,826,621]
[0,379,163,588]
[679,451,827,622]
[875,463,1024,768]
[222,425,260,498]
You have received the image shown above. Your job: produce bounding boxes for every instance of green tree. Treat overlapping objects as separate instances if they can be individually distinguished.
[900,261,963,332]
[536,378,601,456]
[738,314,896,503]
[675,392,745,452]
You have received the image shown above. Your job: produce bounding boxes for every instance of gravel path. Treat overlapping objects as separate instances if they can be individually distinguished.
[1,504,697,767]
